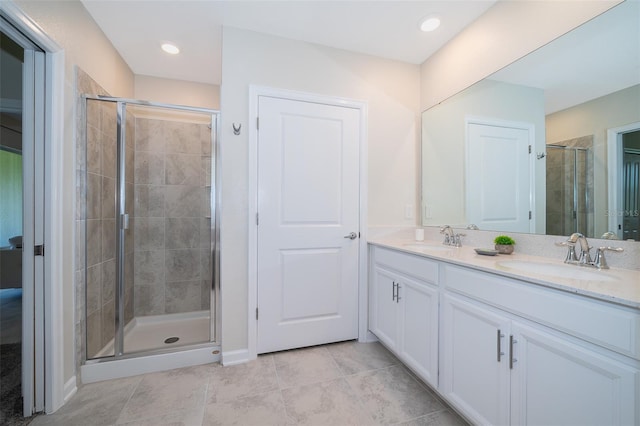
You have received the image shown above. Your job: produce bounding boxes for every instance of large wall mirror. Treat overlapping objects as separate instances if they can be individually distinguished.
[421,0,640,241]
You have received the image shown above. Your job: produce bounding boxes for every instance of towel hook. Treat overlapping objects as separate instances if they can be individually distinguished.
[232,123,241,135]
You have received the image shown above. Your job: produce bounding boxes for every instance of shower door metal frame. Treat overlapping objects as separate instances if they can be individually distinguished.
[83,95,221,360]
[547,145,590,235]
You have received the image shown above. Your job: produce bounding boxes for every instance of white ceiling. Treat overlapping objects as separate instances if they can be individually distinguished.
[80,0,497,86]
[81,0,639,112]
[490,0,640,114]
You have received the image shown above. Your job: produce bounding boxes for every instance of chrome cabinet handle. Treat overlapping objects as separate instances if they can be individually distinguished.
[344,232,357,240]
[509,335,518,369]
[497,329,505,362]
[396,284,401,303]
[392,281,396,301]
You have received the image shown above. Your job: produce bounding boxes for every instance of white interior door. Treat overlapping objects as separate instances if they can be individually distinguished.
[256,96,360,354]
[466,120,533,233]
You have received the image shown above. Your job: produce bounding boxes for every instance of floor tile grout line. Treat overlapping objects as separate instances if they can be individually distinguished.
[277,388,296,426]
[114,368,211,425]
[113,375,146,425]
[271,352,287,391]
[387,408,455,426]
[392,364,469,425]
[323,344,349,378]
[341,373,381,426]
[198,375,211,426]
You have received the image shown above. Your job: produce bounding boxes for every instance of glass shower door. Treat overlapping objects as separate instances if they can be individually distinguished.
[545,145,590,236]
[85,97,218,360]
[124,104,215,354]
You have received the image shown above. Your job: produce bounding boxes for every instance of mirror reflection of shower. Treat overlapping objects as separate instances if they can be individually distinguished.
[83,96,219,360]
[545,137,593,237]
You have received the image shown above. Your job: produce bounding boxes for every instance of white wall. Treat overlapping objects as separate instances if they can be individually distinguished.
[546,84,640,237]
[420,0,621,111]
[14,0,134,385]
[220,27,420,352]
[134,75,220,110]
[421,79,545,232]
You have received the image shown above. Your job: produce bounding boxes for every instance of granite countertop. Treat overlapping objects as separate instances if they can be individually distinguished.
[369,238,640,310]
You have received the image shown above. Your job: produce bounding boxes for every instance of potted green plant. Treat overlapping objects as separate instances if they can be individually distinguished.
[494,235,515,254]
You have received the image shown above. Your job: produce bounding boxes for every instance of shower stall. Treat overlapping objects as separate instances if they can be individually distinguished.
[545,144,593,237]
[81,96,220,370]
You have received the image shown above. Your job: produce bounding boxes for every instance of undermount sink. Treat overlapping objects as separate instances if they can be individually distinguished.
[402,243,454,252]
[497,260,617,282]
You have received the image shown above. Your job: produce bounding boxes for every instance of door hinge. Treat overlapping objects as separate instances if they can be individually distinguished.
[256,307,259,320]
[34,245,44,256]
[528,145,532,154]
[529,211,532,220]
[257,117,259,130]
[256,212,259,226]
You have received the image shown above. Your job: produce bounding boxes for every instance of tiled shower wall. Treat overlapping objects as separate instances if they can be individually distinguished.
[133,116,212,316]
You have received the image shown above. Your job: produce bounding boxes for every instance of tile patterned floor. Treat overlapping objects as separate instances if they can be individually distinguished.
[30,341,468,426]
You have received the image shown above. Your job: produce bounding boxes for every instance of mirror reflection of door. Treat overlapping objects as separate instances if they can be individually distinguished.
[465,119,534,233]
[0,29,24,423]
[622,130,640,241]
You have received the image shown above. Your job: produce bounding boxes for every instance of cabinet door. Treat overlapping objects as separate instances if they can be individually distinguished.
[511,322,639,426]
[441,294,511,426]
[369,266,399,350]
[398,277,438,387]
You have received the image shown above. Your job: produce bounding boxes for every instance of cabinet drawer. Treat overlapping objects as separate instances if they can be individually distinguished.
[373,247,438,284]
[444,264,640,360]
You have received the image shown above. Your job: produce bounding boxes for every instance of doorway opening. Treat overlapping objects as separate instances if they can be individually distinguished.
[0,18,45,423]
[607,122,640,240]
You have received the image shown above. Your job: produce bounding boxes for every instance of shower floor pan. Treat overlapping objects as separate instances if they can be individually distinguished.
[96,310,211,358]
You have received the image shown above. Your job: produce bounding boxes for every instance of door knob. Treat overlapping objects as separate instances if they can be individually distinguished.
[344,232,358,240]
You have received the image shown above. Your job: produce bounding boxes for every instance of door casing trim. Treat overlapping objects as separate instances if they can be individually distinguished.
[607,121,640,239]
[246,85,368,361]
[0,0,67,413]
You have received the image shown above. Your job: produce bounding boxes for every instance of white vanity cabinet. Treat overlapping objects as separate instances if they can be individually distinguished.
[369,247,439,387]
[441,264,639,426]
[441,294,511,425]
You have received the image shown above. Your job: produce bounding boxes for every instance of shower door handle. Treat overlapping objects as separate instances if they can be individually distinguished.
[121,213,130,230]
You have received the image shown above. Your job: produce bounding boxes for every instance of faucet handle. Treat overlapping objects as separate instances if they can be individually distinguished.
[555,241,579,263]
[593,246,624,270]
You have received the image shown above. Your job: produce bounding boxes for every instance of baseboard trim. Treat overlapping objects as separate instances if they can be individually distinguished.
[221,349,252,366]
[62,376,77,406]
[360,331,379,343]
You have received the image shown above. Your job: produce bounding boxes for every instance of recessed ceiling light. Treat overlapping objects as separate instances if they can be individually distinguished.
[419,16,441,32]
[161,43,180,55]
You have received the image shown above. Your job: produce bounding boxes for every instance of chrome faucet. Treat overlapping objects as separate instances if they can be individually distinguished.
[557,233,624,269]
[440,225,455,245]
[440,225,465,247]
[568,233,592,265]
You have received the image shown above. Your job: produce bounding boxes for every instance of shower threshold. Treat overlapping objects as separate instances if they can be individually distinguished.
[82,310,218,383]
[96,310,211,357]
